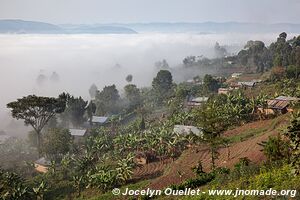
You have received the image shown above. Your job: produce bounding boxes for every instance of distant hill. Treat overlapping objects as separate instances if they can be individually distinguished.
[105,22,300,33]
[59,24,137,34]
[0,19,137,34]
[1,20,300,34]
[0,19,62,33]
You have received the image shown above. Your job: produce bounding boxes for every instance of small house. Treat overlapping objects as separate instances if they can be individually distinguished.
[91,116,108,126]
[238,81,256,88]
[69,128,87,143]
[218,88,234,95]
[173,125,203,137]
[34,157,51,173]
[258,96,299,115]
[186,96,208,108]
[231,73,242,78]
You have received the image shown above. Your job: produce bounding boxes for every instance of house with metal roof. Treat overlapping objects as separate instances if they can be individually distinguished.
[173,125,203,137]
[231,73,242,78]
[218,87,234,95]
[258,96,299,115]
[34,157,51,173]
[186,96,209,107]
[238,81,256,88]
[91,116,108,124]
[69,129,87,136]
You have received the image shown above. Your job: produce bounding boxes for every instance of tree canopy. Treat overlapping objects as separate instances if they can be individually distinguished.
[7,95,65,156]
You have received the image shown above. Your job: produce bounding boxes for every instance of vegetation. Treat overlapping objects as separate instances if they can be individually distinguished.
[2,32,300,200]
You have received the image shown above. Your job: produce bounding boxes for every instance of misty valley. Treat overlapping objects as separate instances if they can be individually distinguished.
[0,28,300,200]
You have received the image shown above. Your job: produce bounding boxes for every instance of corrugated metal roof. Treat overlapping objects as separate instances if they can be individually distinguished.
[267,100,289,109]
[238,81,256,87]
[174,125,203,137]
[92,116,108,123]
[35,157,51,166]
[275,96,299,101]
[190,97,209,103]
[69,129,87,136]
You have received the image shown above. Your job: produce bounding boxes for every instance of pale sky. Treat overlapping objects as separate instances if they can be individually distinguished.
[0,0,300,24]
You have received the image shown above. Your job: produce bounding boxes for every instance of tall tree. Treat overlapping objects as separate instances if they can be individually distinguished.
[125,74,133,83]
[152,70,173,105]
[203,74,219,93]
[285,112,300,175]
[89,84,98,99]
[7,95,65,157]
[42,128,72,161]
[124,84,142,110]
[95,85,120,115]
[269,32,292,67]
[59,93,88,128]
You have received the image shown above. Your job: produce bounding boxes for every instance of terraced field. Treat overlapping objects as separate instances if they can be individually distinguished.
[132,114,289,189]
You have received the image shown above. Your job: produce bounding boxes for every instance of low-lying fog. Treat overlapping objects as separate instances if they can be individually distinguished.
[0,32,282,135]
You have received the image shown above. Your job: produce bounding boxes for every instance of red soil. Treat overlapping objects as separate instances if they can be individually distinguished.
[133,114,290,189]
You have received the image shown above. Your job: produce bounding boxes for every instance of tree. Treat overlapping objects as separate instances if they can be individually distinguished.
[89,84,98,99]
[214,42,227,58]
[59,93,88,128]
[116,153,135,184]
[33,181,48,200]
[125,74,133,83]
[237,40,271,72]
[36,74,47,86]
[203,74,219,93]
[183,56,196,67]
[86,101,97,124]
[124,84,142,110]
[284,111,300,175]
[7,95,65,157]
[269,32,292,67]
[155,59,170,70]
[270,66,285,81]
[152,70,173,105]
[95,85,120,115]
[72,175,85,197]
[42,128,72,161]
[259,135,290,162]
[50,71,60,82]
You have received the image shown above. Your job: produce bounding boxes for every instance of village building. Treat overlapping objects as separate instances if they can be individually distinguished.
[231,72,242,78]
[69,128,88,143]
[185,96,209,108]
[258,96,299,115]
[91,116,108,125]
[218,87,234,95]
[173,125,203,137]
[34,157,51,173]
[237,81,256,88]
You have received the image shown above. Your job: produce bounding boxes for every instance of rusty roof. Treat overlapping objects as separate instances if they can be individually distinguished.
[267,99,289,110]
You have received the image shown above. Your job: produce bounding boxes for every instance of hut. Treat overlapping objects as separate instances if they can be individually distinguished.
[258,96,299,115]
[173,125,203,137]
[34,157,51,173]
[91,116,108,125]
[186,96,208,108]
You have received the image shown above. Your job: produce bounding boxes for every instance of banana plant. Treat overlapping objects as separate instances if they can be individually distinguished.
[33,181,48,200]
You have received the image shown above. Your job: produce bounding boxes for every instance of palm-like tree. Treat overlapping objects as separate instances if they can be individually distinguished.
[116,153,135,184]
[72,175,85,197]
[33,181,48,200]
